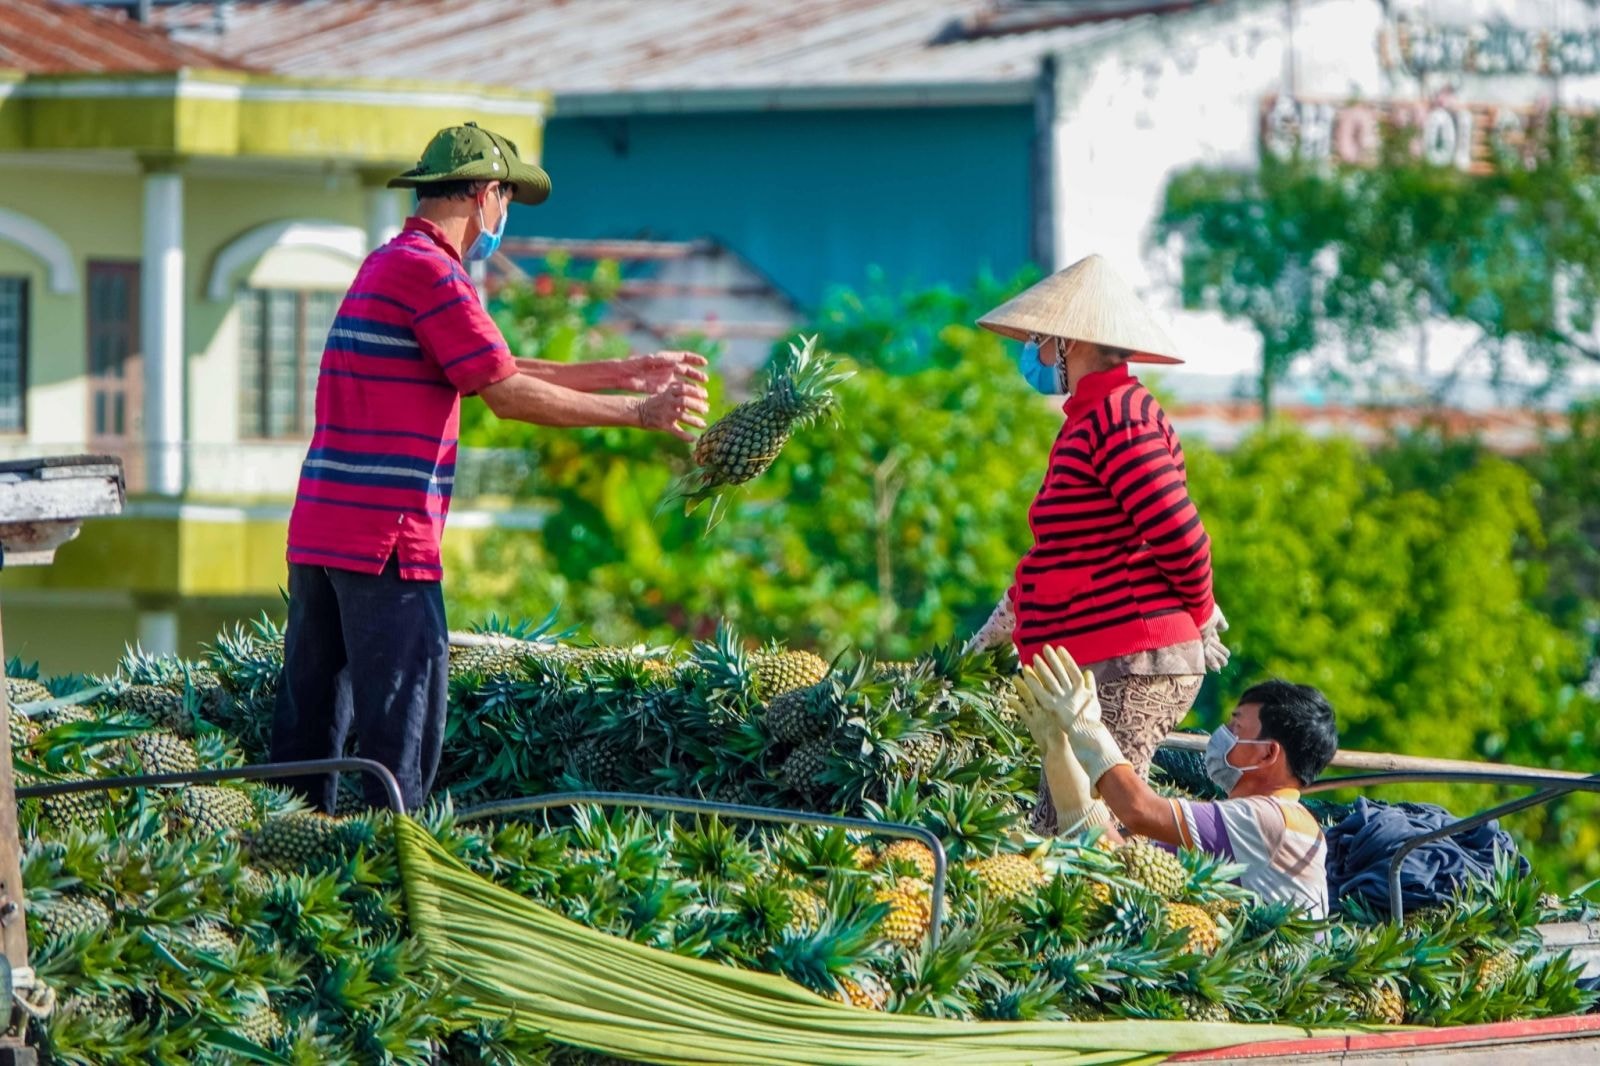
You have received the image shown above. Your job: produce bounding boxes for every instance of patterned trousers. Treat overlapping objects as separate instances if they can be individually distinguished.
[1029,672,1205,836]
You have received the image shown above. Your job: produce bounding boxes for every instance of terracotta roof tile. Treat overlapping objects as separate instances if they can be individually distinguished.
[0,0,247,74]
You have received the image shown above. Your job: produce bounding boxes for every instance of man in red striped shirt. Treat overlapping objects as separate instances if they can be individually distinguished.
[274,123,709,812]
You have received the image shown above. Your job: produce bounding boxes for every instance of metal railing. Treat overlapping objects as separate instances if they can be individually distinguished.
[1163,733,1600,922]
[459,790,951,948]
[15,757,406,815]
[0,441,543,504]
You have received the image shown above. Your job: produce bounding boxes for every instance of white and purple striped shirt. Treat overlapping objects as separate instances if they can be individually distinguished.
[1170,788,1328,918]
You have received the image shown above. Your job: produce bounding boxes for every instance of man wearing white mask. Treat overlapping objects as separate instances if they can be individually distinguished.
[1012,647,1336,918]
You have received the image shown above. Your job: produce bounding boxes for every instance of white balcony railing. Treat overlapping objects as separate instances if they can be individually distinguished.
[0,440,539,503]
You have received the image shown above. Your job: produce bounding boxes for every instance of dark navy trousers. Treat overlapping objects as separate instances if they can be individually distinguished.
[271,556,449,813]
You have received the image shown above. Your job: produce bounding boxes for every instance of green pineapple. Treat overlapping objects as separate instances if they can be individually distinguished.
[125,730,199,776]
[765,682,831,744]
[118,683,189,731]
[57,990,134,1028]
[670,335,852,526]
[897,732,947,777]
[7,711,37,754]
[172,785,257,836]
[1116,839,1187,900]
[570,737,628,789]
[246,811,346,869]
[1178,994,1233,1023]
[753,649,830,702]
[778,737,832,804]
[40,787,108,828]
[30,893,111,943]
[37,703,98,730]
[449,642,530,680]
[6,677,51,708]
[183,919,238,958]
[238,991,285,1046]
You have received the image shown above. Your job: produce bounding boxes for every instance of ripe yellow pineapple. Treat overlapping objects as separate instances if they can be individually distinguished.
[1081,877,1114,912]
[1472,947,1521,988]
[1365,981,1407,1025]
[876,840,937,880]
[1164,902,1221,955]
[831,971,890,1011]
[780,887,826,933]
[875,878,933,948]
[670,335,851,526]
[969,853,1047,901]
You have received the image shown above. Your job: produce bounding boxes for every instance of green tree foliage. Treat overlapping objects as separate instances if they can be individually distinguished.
[1158,116,1600,415]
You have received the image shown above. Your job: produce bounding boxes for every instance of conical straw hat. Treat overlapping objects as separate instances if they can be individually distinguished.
[977,254,1183,365]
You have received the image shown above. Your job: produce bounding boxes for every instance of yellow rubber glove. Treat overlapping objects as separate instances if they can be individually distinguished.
[1019,645,1130,797]
[1006,681,1113,834]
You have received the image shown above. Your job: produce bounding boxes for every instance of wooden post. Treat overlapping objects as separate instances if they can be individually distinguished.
[0,456,125,1058]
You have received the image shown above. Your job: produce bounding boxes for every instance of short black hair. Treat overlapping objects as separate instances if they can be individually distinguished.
[1239,680,1338,786]
[415,180,512,202]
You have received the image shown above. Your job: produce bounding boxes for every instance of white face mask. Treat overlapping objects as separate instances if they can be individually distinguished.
[1204,725,1272,793]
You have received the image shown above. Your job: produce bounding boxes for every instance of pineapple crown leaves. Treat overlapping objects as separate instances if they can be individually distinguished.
[974,973,1071,1022]
[468,605,575,644]
[760,910,890,994]
[1012,874,1102,955]
[1038,944,1124,1004]
[758,334,854,425]
[916,782,1024,862]
[894,911,1015,1020]
[670,816,764,889]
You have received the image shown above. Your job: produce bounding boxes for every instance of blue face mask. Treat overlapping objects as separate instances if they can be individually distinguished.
[1018,338,1062,394]
[466,192,508,262]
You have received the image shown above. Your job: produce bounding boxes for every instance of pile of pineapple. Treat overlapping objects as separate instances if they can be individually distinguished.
[7,617,1596,1064]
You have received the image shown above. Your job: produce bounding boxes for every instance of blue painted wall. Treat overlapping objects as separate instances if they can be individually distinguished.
[522,106,1038,308]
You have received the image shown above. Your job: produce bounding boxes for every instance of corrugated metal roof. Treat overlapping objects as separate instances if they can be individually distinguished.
[153,0,1201,98]
[0,0,246,74]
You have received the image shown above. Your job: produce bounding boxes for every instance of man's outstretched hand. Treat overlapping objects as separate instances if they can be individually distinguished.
[636,377,710,443]
[621,351,710,395]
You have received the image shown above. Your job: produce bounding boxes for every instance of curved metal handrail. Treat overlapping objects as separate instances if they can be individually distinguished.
[459,790,950,948]
[1296,768,1600,921]
[14,757,407,814]
[1305,769,1600,795]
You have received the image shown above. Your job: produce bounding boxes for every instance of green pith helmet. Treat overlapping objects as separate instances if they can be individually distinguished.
[388,121,552,205]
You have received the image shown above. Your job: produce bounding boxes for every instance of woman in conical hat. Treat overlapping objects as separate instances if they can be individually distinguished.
[966,255,1229,836]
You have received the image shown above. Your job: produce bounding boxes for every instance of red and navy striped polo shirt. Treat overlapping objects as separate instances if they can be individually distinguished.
[1011,364,1215,666]
[286,217,517,581]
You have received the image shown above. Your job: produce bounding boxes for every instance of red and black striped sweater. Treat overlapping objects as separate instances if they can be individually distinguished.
[1011,364,1215,667]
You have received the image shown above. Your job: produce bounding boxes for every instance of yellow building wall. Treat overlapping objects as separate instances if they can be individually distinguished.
[0,164,143,447]
[185,172,373,452]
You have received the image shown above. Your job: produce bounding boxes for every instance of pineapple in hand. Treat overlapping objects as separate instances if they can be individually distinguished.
[667,335,851,528]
